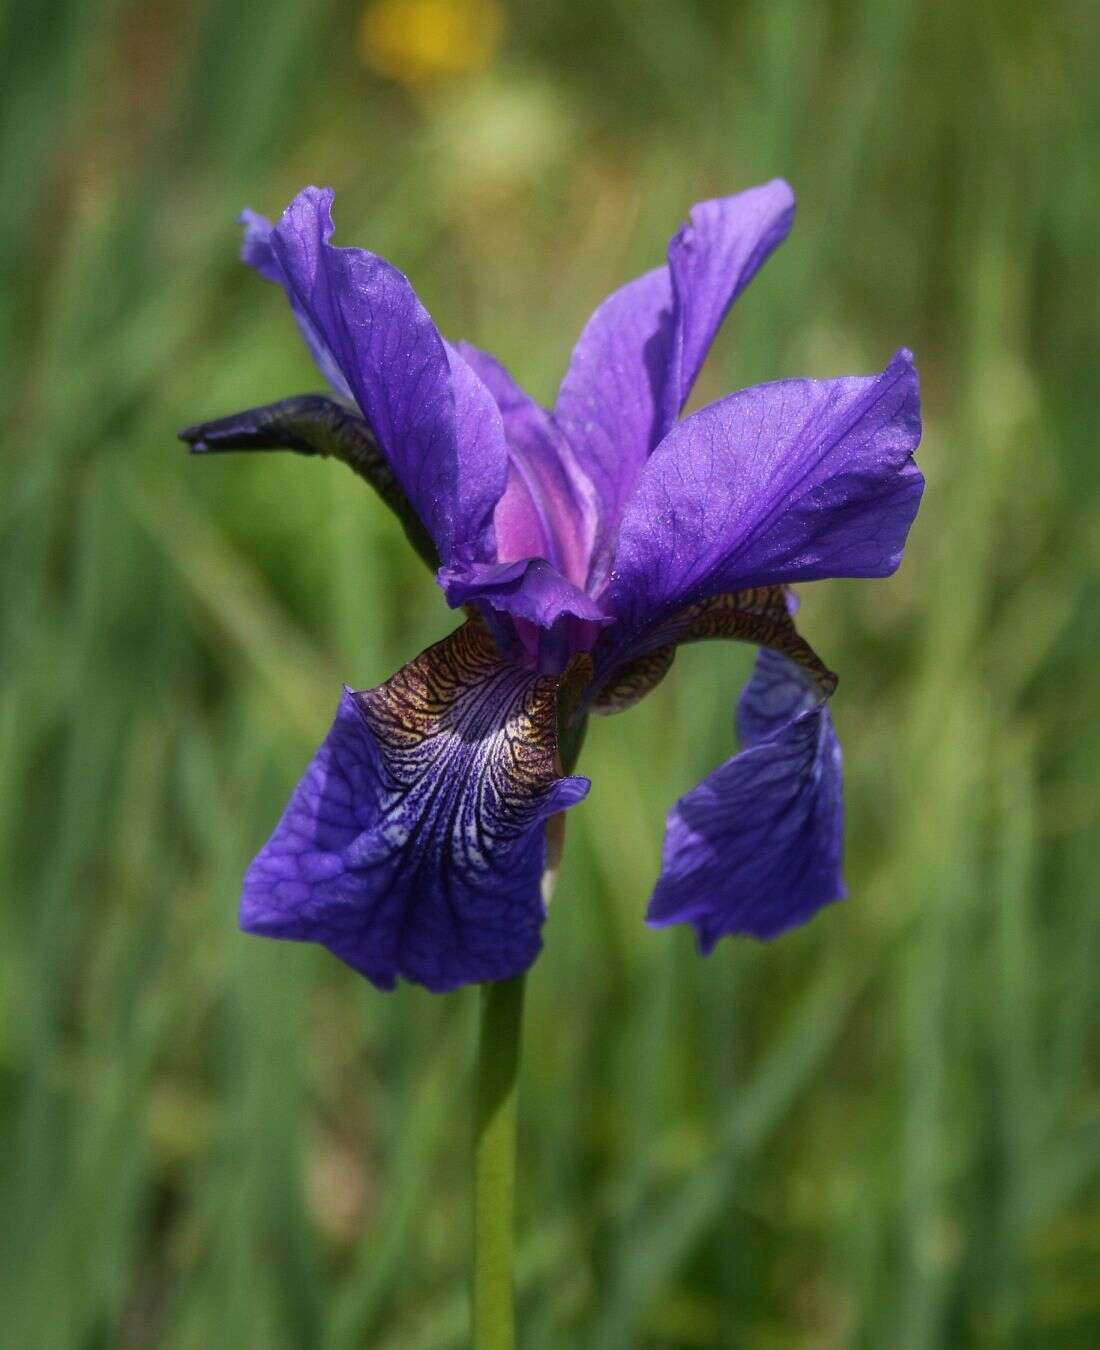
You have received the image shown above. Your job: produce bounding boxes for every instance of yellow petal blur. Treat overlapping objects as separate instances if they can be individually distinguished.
[360,0,504,87]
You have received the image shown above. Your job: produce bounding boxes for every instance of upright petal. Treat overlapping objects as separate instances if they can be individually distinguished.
[454,342,597,588]
[554,182,795,582]
[451,340,537,417]
[646,649,843,949]
[257,187,507,566]
[441,341,511,562]
[240,208,354,402]
[603,350,923,653]
[240,620,589,992]
[662,180,795,429]
[553,267,673,581]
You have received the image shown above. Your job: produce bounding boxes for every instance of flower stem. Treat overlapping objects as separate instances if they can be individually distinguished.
[473,973,526,1349]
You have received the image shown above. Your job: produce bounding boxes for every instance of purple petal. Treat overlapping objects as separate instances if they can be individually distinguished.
[554,181,795,583]
[441,341,512,561]
[439,557,611,673]
[254,187,507,566]
[451,340,536,415]
[240,620,589,992]
[603,350,923,650]
[454,342,597,588]
[553,267,672,582]
[647,650,844,949]
[240,209,354,403]
[661,180,796,430]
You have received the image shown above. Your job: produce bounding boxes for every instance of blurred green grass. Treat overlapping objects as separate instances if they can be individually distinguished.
[2,0,1099,1345]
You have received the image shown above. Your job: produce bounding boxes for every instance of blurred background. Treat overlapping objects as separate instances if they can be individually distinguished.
[2,0,1098,1345]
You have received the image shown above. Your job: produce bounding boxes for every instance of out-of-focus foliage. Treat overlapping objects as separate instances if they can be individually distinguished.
[1,1,1098,1345]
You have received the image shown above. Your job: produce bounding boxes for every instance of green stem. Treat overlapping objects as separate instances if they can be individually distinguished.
[473,974,526,1350]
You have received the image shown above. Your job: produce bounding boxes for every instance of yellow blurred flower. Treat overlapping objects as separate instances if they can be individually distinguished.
[360,0,504,87]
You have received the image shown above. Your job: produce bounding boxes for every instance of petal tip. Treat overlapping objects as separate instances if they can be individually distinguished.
[239,207,276,272]
[758,176,797,219]
[888,346,918,380]
[277,184,338,242]
[238,880,295,938]
[552,774,592,811]
[238,206,268,234]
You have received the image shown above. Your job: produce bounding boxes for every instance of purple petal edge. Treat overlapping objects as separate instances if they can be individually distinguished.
[646,649,844,950]
[554,181,796,584]
[243,188,508,569]
[239,207,355,402]
[241,622,589,992]
[601,349,923,660]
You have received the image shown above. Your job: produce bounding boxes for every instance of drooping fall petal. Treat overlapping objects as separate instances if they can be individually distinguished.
[241,620,588,991]
[646,649,843,949]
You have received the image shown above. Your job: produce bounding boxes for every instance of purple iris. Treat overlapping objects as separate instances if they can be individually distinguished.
[181,181,923,992]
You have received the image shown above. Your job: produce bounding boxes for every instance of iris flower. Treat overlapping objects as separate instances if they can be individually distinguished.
[181,181,922,993]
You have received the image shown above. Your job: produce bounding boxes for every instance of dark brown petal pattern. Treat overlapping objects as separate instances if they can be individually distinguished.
[240,616,588,990]
[591,586,835,715]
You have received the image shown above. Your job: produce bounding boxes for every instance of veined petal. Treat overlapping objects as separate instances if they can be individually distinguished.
[441,340,511,561]
[253,187,507,566]
[553,267,672,581]
[591,585,834,715]
[554,182,795,583]
[240,619,589,992]
[454,342,597,589]
[603,350,923,651]
[240,208,354,403]
[646,649,844,950]
[662,180,795,430]
[452,341,530,412]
